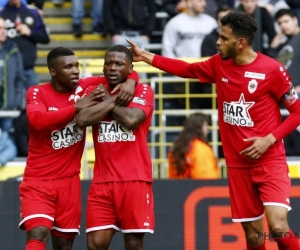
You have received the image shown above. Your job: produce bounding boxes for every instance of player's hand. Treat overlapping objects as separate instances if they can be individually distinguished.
[99,84,112,101]
[74,87,103,112]
[126,38,143,62]
[112,79,135,106]
[240,134,276,160]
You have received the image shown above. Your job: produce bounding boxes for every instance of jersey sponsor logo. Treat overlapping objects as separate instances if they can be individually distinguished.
[248,79,258,94]
[283,85,298,106]
[97,120,135,142]
[223,93,254,127]
[222,77,228,82]
[244,71,265,80]
[51,120,84,149]
[132,97,146,105]
[48,107,58,111]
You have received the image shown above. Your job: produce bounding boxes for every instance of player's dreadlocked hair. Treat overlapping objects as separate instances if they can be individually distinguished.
[47,47,75,68]
[169,113,210,176]
[221,11,257,45]
[105,44,133,63]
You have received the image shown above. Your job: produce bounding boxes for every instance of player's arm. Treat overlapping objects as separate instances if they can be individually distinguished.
[75,85,116,128]
[127,38,214,80]
[82,71,139,107]
[113,70,139,106]
[240,86,300,160]
[110,106,146,130]
[27,87,102,130]
[272,86,300,141]
[110,84,154,129]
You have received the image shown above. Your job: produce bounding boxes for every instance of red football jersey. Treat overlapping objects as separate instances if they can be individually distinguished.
[90,83,154,182]
[24,77,107,179]
[153,53,299,167]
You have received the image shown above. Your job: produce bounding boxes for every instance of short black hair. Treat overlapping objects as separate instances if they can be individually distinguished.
[105,44,133,63]
[275,8,296,21]
[221,11,257,44]
[47,47,75,68]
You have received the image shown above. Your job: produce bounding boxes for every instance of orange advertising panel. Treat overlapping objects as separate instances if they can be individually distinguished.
[184,186,300,250]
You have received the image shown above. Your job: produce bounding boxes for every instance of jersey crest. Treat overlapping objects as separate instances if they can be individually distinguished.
[248,79,258,94]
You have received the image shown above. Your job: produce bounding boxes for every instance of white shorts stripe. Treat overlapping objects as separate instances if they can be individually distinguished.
[232,213,264,223]
[263,202,291,211]
[19,214,54,228]
[86,224,120,233]
[52,226,80,235]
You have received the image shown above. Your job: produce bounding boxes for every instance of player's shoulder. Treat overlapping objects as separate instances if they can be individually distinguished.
[257,52,281,67]
[26,83,50,97]
[28,83,50,91]
[256,53,289,81]
[135,83,154,94]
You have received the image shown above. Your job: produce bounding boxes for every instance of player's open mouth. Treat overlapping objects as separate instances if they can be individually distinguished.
[108,75,118,80]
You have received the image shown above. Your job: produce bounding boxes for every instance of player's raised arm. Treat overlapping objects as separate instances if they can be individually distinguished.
[126,38,155,64]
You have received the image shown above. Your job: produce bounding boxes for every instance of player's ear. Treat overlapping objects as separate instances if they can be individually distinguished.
[129,64,133,73]
[238,38,246,48]
[49,68,56,76]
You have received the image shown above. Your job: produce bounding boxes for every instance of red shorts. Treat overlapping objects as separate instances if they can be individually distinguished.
[86,181,155,234]
[227,164,291,222]
[19,175,81,236]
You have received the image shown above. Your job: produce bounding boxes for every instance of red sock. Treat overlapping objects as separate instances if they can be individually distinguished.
[247,241,266,250]
[274,229,300,250]
[25,240,46,250]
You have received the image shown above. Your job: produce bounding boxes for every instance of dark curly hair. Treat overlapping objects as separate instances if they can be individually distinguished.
[221,11,257,45]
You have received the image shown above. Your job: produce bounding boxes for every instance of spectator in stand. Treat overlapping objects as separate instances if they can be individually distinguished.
[0,128,17,167]
[267,9,300,97]
[0,0,45,13]
[0,0,25,7]
[13,109,28,157]
[168,113,219,179]
[162,0,217,58]
[71,0,103,37]
[162,0,235,19]
[236,0,276,54]
[201,5,232,57]
[0,0,50,91]
[0,17,24,133]
[103,0,157,48]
